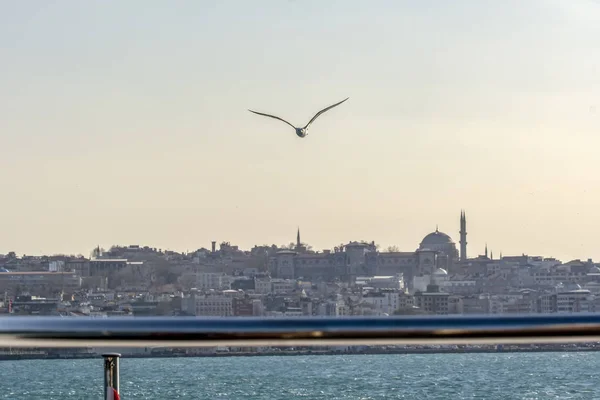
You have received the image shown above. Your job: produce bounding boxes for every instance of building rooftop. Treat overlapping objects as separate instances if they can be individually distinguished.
[0,271,77,275]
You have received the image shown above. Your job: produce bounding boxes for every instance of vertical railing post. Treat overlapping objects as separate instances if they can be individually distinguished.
[103,353,121,398]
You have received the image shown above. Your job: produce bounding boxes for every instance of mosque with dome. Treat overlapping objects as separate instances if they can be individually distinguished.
[269,211,470,291]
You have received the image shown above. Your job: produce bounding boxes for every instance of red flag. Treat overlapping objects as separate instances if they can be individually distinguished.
[106,387,120,400]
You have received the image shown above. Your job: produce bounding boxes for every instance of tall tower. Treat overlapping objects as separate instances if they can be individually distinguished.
[459,210,467,261]
[296,227,301,248]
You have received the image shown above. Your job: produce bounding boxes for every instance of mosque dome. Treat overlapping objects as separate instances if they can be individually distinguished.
[434,268,448,276]
[590,266,600,274]
[417,227,460,267]
[420,229,454,246]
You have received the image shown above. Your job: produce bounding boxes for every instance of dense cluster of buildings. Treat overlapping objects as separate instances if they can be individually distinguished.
[2,211,600,318]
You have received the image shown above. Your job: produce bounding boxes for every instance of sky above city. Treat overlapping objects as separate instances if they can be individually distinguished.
[1,1,599,261]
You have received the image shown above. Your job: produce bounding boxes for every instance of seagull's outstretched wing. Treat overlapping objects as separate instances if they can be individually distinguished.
[248,110,296,130]
[303,97,349,130]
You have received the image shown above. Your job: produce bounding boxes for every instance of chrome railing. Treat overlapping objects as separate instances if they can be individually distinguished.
[4,314,600,398]
[2,314,600,348]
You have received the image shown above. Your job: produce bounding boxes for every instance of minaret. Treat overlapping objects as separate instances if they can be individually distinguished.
[296,227,301,248]
[459,210,467,261]
[485,243,488,258]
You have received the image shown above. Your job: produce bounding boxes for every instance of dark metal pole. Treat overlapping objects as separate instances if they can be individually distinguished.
[103,353,121,398]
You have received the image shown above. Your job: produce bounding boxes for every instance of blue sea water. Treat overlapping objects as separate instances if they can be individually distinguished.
[0,353,597,399]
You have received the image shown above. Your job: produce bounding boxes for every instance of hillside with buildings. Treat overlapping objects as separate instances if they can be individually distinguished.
[1,212,599,319]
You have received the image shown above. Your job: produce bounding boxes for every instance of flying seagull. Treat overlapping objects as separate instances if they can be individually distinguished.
[249,97,349,138]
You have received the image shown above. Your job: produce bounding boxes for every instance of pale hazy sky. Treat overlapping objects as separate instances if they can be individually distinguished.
[1,1,599,261]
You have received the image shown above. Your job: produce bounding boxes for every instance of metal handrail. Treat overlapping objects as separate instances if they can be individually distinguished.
[2,314,600,347]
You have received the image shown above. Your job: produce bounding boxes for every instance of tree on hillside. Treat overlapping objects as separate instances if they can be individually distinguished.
[90,246,105,259]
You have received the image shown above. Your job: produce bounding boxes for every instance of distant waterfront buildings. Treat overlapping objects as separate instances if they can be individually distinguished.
[2,210,600,319]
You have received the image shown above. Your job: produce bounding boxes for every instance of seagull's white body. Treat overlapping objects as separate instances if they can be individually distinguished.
[249,97,349,138]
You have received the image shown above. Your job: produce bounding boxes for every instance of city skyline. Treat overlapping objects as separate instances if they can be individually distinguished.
[0,210,584,264]
[1,1,599,260]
